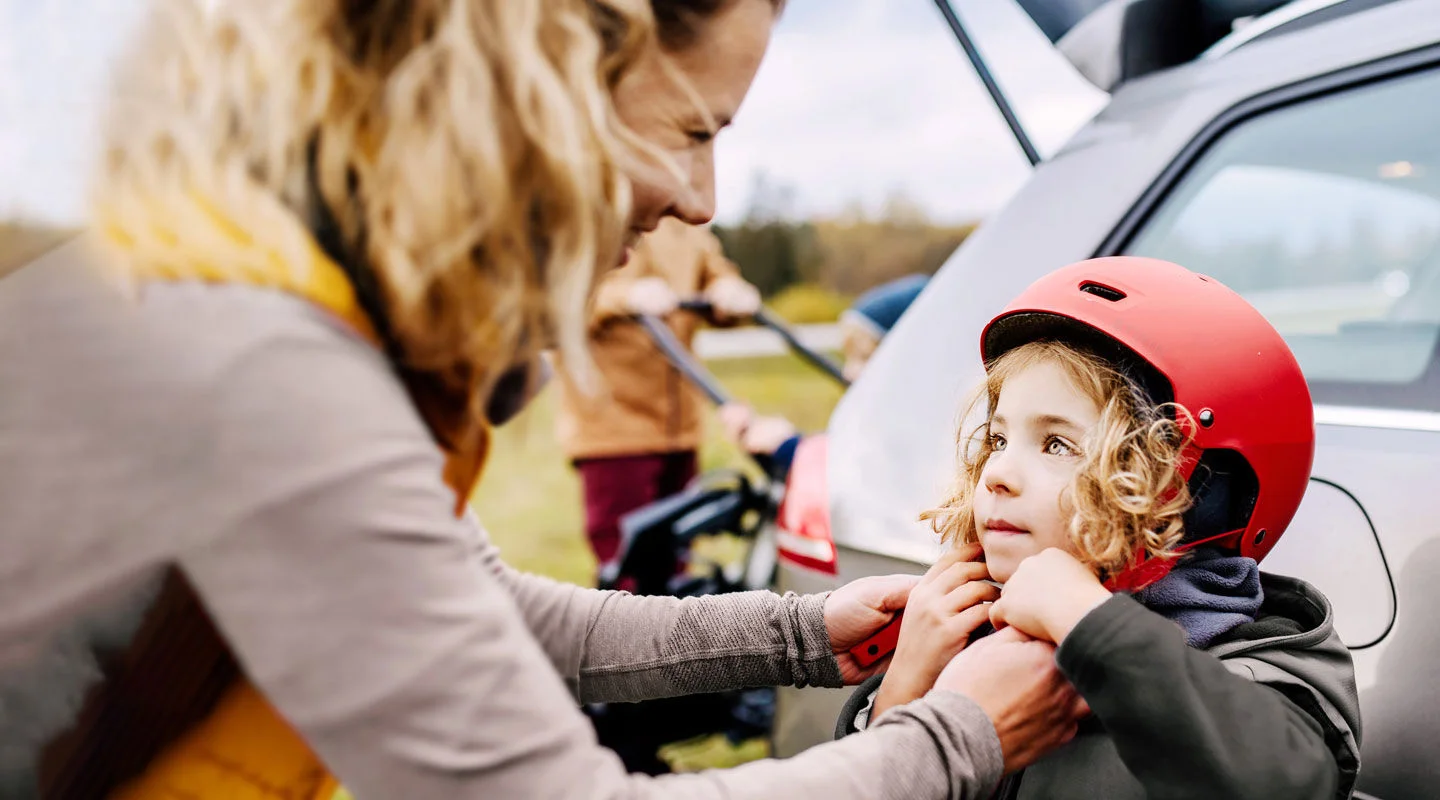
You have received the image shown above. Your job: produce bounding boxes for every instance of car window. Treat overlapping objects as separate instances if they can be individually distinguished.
[1126,67,1440,410]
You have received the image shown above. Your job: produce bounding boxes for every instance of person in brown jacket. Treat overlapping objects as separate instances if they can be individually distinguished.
[555,216,761,589]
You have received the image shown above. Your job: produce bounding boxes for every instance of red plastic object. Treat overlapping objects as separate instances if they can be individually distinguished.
[849,612,904,669]
[775,435,839,576]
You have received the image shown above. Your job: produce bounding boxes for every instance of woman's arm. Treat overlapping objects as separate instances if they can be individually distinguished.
[180,334,1005,799]
[470,521,843,702]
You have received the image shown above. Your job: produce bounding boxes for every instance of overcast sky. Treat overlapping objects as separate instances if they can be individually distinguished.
[0,0,1107,226]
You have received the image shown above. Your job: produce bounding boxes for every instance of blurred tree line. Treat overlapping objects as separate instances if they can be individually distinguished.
[711,174,977,319]
[3,173,980,323]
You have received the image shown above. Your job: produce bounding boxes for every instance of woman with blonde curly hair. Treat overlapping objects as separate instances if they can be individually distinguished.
[0,1,1087,798]
[836,258,1361,800]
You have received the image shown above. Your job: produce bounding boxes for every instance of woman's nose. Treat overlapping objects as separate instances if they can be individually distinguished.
[671,147,716,225]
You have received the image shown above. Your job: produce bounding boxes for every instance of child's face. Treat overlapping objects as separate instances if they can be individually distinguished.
[973,358,1100,583]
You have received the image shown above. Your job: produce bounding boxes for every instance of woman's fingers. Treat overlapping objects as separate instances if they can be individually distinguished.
[858,573,924,615]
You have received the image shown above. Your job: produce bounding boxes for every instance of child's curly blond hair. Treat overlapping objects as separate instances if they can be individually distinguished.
[921,340,1196,580]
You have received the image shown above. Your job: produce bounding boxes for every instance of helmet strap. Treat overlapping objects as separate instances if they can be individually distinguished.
[1101,526,1247,592]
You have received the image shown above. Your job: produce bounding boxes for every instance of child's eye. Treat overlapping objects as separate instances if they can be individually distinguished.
[688,129,715,145]
[988,432,1007,451]
[1044,436,1078,457]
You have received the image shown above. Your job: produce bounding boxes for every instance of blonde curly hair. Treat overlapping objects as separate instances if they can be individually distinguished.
[91,0,775,447]
[921,341,1196,581]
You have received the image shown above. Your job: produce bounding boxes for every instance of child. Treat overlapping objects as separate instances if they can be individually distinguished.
[836,257,1362,799]
[838,273,930,382]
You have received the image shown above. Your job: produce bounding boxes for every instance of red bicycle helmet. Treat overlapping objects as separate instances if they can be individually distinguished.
[981,256,1314,590]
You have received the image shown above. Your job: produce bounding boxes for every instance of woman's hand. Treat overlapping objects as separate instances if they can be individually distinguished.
[823,573,922,685]
[934,625,1089,774]
[989,548,1112,645]
[871,544,1000,719]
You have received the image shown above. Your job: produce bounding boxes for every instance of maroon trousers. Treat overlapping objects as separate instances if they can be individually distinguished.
[575,451,698,586]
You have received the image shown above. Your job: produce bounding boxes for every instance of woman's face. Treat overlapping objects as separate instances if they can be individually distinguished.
[971,359,1101,583]
[612,0,776,262]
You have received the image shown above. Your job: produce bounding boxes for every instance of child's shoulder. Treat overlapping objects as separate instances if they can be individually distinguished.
[1209,572,1332,653]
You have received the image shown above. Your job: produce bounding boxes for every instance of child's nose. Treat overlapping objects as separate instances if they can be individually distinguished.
[983,455,1020,496]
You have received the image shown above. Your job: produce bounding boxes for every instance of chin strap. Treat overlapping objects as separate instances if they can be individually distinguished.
[1102,527,1248,592]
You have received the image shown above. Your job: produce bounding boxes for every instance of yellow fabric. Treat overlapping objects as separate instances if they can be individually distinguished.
[110,682,340,800]
[102,201,488,799]
[112,195,379,344]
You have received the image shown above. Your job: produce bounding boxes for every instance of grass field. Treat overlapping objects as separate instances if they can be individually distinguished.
[472,351,846,588]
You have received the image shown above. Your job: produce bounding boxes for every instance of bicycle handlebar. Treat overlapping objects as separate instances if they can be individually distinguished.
[664,299,850,388]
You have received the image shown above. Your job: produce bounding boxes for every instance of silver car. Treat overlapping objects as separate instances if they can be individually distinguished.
[770,2,1440,798]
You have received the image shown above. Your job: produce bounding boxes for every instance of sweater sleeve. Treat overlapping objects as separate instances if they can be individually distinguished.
[1056,594,1339,800]
[469,513,843,702]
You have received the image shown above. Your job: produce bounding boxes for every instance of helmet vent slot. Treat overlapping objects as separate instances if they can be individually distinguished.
[1080,282,1126,302]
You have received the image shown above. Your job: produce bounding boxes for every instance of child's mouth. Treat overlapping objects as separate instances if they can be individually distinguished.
[983,519,1028,535]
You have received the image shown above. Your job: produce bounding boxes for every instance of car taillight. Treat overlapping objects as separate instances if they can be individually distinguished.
[775,434,838,576]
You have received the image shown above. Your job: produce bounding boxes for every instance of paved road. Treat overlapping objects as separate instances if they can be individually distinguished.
[693,323,842,360]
